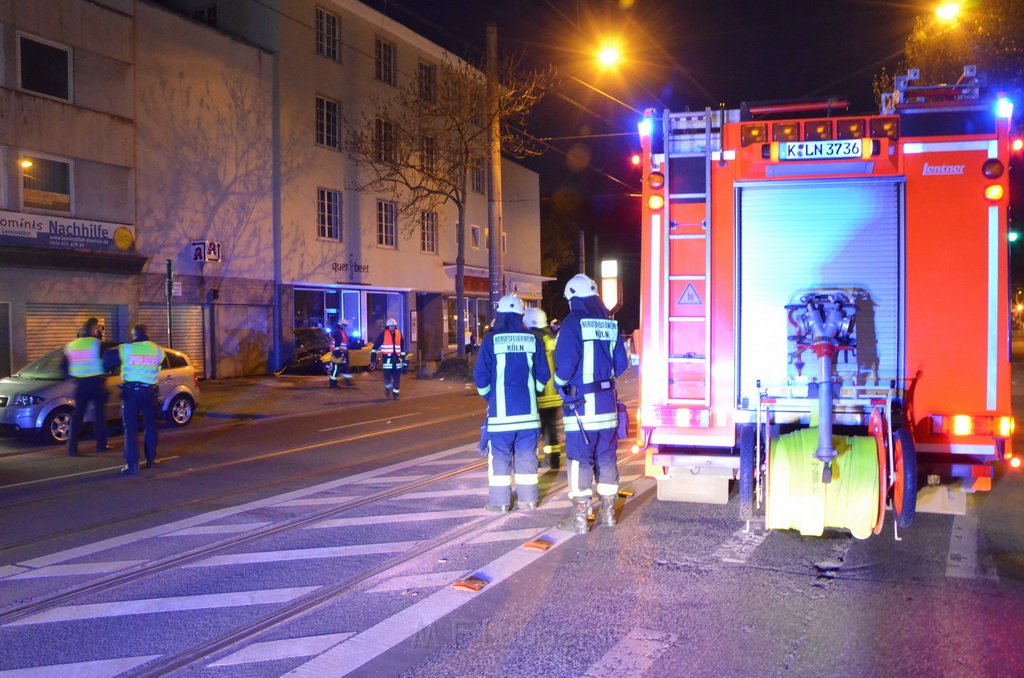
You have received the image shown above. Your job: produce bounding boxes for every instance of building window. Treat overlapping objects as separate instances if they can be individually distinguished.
[192,6,217,26]
[418,61,435,102]
[316,7,340,61]
[317,188,341,240]
[316,95,340,149]
[377,200,397,248]
[421,136,436,173]
[375,118,395,163]
[21,155,71,213]
[470,224,481,249]
[375,37,396,86]
[18,34,71,101]
[471,156,485,194]
[421,211,438,253]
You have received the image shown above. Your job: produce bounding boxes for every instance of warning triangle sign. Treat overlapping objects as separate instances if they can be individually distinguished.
[677,283,702,305]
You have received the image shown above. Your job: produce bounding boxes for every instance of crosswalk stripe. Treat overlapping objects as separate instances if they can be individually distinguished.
[8,587,319,627]
[353,475,430,485]
[468,528,548,544]
[0,655,162,677]
[365,570,467,593]
[162,522,271,537]
[285,529,575,676]
[311,507,486,528]
[209,633,354,667]
[6,561,146,580]
[188,541,421,568]
[391,487,487,500]
[274,497,353,507]
[580,627,678,677]
[12,445,475,571]
[0,565,29,579]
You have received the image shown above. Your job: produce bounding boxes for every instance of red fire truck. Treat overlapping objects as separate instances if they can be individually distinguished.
[636,67,1016,538]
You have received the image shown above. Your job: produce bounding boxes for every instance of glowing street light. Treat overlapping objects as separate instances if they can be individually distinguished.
[596,41,622,69]
[935,2,960,22]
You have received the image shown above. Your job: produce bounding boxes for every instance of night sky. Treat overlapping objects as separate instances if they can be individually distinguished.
[366,0,1011,329]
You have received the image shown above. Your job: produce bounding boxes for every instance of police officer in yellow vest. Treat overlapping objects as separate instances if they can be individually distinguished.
[109,324,165,475]
[61,317,110,456]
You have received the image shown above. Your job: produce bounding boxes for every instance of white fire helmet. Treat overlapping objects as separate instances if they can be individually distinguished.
[523,307,548,328]
[386,318,398,328]
[497,294,525,315]
[564,273,598,300]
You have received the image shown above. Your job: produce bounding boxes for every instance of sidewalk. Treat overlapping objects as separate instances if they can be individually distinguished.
[194,371,477,424]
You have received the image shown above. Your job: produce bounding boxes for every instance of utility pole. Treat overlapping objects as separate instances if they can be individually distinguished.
[486,22,504,308]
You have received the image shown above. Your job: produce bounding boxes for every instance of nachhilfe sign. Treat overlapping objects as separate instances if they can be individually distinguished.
[922,163,966,176]
[0,210,135,252]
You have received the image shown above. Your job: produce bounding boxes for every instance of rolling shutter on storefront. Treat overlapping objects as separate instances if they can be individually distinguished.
[737,179,903,407]
[25,304,122,362]
[139,305,206,378]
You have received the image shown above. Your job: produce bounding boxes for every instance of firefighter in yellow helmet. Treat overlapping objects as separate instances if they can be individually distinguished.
[523,307,562,469]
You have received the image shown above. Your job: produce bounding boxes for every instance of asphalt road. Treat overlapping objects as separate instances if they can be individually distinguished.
[0,365,1023,676]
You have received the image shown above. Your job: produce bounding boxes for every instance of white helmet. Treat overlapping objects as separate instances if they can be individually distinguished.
[497,294,524,315]
[523,307,548,328]
[386,318,398,328]
[564,273,597,299]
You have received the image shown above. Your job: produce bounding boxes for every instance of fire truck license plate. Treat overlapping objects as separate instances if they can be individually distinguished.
[779,139,862,161]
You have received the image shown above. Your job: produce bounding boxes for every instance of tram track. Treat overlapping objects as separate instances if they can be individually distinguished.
[0,409,480,553]
[140,446,649,676]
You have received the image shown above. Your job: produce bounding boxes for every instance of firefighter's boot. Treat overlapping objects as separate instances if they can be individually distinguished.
[558,497,590,534]
[328,379,339,389]
[596,495,617,527]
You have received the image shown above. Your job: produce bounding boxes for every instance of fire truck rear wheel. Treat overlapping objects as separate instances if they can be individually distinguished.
[892,427,917,528]
[738,424,757,521]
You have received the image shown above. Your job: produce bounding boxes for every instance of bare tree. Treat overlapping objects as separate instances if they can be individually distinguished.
[347,54,551,358]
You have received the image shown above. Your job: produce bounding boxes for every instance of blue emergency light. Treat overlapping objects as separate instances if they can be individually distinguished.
[996,97,1013,119]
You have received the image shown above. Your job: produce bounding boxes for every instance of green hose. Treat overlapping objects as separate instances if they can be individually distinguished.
[767,428,879,539]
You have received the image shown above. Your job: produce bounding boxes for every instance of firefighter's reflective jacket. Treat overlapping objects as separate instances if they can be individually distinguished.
[529,326,561,410]
[474,312,551,433]
[553,296,629,431]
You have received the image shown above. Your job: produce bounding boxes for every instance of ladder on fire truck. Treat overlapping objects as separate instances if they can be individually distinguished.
[660,108,737,405]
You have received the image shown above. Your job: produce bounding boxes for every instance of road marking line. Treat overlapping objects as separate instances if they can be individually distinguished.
[468,527,548,544]
[162,522,272,536]
[319,413,419,432]
[188,541,422,568]
[714,525,768,564]
[209,633,354,667]
[0,655,162,677]
[274,496,355,507]
[0,466,126,490]
[7,586,320,626]
[5,561,146,580]
[0,565,29,579]
[365,570,468,593]
[312,508,486,528]
[416,458,480,466]
[10,444,475,572]
[392,487,487,500]
[946,506,999,581]
[581,627,678,677]
[354,474,430,484]
[285,529,575,676]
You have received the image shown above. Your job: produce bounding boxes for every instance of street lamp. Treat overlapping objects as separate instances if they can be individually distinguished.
[935,3,960,22]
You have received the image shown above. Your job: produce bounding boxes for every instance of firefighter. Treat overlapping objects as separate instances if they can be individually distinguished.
[108,324,165,476]
[371,318,408,399]
[523,307,562,469]
[554,273,629,533]
[474,294,550,511]
[328,320,353,388]
[62,317,110,456]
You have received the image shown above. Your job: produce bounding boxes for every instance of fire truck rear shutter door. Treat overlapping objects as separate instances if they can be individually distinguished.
[737,178,903,405]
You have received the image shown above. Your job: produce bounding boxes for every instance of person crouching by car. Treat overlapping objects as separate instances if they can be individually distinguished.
[106,324,164,476]
[328,320,353,388]
[62,317,110,456]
